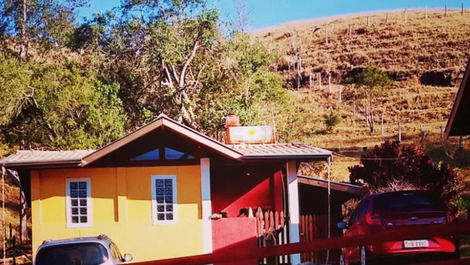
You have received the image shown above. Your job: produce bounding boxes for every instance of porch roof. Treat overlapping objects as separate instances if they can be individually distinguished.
[0,115,332,168]
[298,175,362,194]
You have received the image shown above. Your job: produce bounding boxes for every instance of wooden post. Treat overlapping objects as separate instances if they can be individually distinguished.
[445,5,448,17]
[366,16,370,26]
[381,109,384,135]
[353,98,356,126]
[420,124,427,141]
[440,126,444,143]
[9,223,12,246]
[348,24,352,37]
[338,86,342,104]
[309,73,312,88]
[398,121,402,142]
[404,8,408,24]
[425,6,428,20]
[328,73,332,92]
[385,13,389,24]
[318,73,322,88]
[462,3,465,16]
[325,27,328,44]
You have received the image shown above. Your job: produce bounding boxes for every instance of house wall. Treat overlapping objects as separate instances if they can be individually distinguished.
[31,166,203,263]
[211,166,284,217]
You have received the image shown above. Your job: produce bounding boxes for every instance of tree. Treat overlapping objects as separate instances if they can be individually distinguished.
[86,1,288,136]
[349,140,465,211]
[0,0,88,60]
[0,56,127,149]
[323,112,341,133]
[345,67,391,133]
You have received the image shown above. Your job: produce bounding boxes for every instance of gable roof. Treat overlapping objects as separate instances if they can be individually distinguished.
[445,58,470,137]
[0,114,332,168]
[80,114,243,166]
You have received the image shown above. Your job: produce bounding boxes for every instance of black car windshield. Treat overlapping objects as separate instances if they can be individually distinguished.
[35,243,108,265]
[373,192,441,212]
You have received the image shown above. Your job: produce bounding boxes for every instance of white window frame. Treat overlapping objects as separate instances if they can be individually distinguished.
[66,178,92,228]
[151,175,178,225]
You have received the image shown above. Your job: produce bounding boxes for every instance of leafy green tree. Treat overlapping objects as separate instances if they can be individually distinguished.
[88,3,289,136]
[345,66,391,133]
[0,56,126,149]
[0,0,88,59]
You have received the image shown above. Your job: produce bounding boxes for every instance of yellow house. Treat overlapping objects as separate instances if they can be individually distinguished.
[1,114,332,264]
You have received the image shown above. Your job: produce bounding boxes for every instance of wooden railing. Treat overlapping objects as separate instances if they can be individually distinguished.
[254,208,289,265]
[128,222,470,265]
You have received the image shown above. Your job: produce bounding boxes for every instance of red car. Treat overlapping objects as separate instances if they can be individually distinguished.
[338,190,459,265]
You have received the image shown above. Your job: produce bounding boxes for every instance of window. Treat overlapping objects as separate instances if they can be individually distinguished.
[130,149,160,161]
[35,243,108,265]
[151,175,177,224]
[129,147,195,162]
[66,178,91,227]
[164,148,195,160]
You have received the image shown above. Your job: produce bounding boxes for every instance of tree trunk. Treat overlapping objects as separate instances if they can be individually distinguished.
[19,0,28,60]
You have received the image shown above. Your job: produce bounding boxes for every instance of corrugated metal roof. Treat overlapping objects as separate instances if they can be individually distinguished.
[298,175,362,194]
[0,116,331,168]
[1,143,331,167]
[0,150,94,166]
[229,143,332,158]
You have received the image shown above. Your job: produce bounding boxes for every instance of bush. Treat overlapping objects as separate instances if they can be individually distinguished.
[349,140,465,213]
[323,112,341,133]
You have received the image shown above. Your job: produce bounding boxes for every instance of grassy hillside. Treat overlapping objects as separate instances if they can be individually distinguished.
[254,10,470,181]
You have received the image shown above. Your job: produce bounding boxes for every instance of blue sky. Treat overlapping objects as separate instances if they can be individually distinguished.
[77,0,467,29]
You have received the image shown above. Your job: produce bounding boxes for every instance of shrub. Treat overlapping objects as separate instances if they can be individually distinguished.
[323,112,341,133]
[349,140,465,213]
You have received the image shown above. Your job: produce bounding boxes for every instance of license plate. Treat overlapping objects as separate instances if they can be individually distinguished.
[403,240,429,248]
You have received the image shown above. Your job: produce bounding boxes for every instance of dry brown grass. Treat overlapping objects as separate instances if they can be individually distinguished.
[254,10,470,181]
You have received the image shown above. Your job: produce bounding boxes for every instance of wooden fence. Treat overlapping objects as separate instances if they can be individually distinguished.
[254,208,289,265]
[128,222,470,265]
[300,214,326,263]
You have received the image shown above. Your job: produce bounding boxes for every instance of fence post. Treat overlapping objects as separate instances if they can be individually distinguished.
[440,126,444,143]
[381,109,384,135]
[404,8,408,24]
[325,27,328,44]
[338,86,342,104]
[328,73,332,92]
[425,6,428,20]
[398,122,402,142]
[318,73,322,89]
[445,4,448,17]
[462,3,465,16]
